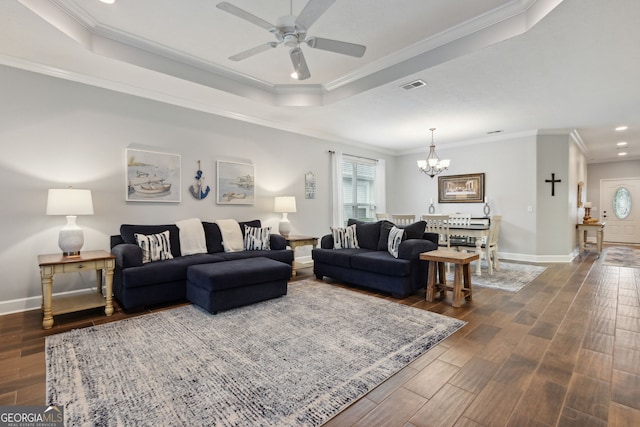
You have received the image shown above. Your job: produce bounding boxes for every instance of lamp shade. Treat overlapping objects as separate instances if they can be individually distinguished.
[274,196,297,213]
[46,189,94,216]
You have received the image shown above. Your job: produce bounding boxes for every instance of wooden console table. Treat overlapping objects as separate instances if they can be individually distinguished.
[576,222,605,256]
[420,249,479,308]
[38,250,115,329]
[285,235,318,276]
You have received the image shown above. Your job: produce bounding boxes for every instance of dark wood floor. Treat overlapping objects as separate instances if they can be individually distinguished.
[1,246,639,426]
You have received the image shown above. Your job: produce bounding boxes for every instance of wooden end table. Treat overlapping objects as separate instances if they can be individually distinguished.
[285,235,318,276]
[38,250,115,329]
[420,249,480,308]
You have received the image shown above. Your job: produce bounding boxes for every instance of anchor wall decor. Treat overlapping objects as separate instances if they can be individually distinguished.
[189,160,211,200]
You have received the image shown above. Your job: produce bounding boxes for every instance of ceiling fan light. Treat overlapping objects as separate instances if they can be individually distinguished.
[283,34,298,48]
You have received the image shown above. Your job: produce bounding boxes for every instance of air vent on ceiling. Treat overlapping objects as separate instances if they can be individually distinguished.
[401,80,427,90]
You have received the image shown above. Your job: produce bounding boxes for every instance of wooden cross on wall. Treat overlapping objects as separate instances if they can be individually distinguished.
[545,173,561,196]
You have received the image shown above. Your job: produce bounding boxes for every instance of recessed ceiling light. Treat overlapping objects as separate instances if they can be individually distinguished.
[615,126,628,131]
[618,152,628,156]
[99,0,115,4]
[617,141,628,146]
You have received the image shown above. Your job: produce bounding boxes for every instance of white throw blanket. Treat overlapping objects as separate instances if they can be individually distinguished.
[176,218,207,255]
[215,219,244,252]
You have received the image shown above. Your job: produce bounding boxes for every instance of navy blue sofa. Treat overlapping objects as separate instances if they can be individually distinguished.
[312,219,438,298]
[110,220,293,310]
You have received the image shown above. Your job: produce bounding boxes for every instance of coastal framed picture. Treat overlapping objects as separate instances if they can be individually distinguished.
[216,161,255,205]
[125,148,181,202]
[438,173,485,203]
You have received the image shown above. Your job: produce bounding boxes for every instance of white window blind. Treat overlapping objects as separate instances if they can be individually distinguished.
[341,155,377,224]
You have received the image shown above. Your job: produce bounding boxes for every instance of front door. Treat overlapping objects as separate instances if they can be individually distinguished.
[600,178,640,244]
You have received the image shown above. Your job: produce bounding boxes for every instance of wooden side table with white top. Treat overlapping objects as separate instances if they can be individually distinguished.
[285,235,318,276]
[38,250,115,329]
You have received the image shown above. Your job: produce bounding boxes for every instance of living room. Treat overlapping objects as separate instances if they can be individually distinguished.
[2,0,640,425]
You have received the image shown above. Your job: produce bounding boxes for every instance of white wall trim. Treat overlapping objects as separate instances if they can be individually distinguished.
[498,251,574,263]
[0,288,98,316]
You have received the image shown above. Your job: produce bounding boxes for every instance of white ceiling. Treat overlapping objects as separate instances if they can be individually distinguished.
[3,0,640,162]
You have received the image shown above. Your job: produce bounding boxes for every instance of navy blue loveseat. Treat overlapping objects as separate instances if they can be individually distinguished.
[110,220,293,310]
[312,219,438,298]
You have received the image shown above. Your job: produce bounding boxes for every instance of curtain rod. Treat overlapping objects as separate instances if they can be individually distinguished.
[328,150,378,163]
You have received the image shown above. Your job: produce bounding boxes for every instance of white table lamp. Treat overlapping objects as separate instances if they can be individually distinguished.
[47,188,94,256]
[274,196,297,237]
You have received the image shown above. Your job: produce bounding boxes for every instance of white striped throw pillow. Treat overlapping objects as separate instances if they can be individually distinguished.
[243,225,271,251]
[387,226,404,258]
[135,230,174,263]
[331,224,359,249]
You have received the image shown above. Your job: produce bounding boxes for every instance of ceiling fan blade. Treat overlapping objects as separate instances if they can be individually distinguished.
[306,37,366,57]
[229,42,278,61]
[216,2,274,30]
[290,47,311,80]
[295,0,336,31]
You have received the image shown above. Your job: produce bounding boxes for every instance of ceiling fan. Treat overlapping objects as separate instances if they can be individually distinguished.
[216,0,366,80]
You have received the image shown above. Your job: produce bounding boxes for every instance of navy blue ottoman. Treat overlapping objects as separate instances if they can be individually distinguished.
[186,257,291,313]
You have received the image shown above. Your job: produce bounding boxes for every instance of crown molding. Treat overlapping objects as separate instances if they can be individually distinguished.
[21,0,563,107]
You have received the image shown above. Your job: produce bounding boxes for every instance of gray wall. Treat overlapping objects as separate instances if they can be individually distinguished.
[0,65,395,313]
[398,134,539,258]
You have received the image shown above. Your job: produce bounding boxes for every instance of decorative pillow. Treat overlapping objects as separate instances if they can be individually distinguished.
[377,220,395,250]
[399,220,427,240]
[347,218,381,250]
[331,224,359,249]
[244,225,271,251]
[387,226,404,258]
[134,230,174,263]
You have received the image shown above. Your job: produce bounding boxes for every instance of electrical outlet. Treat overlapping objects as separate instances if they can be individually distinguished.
[527,205,533,212]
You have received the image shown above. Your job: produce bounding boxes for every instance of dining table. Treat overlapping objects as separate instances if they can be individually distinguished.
[448,224,491,275]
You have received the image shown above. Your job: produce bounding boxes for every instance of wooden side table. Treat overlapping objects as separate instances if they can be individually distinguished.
[284,235,318,276]
[420,249,479,308]
[38,250,115,329]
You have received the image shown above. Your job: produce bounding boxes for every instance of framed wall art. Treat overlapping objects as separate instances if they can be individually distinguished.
[125,148,181,202]
[305,171,316,199]
[438,173,485,203]
[216,161,255,205]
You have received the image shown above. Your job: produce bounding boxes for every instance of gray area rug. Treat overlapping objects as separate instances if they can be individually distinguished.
[603,246,640,268]
[46,280,465,426]
[447,260,547,292]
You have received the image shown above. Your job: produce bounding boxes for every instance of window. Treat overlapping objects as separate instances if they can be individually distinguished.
[614,187,632,220]
[342,156,377,224]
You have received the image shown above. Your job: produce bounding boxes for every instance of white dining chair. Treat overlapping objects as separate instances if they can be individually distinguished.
[456,215,501,275]
[448,213,472,247]
[422,214,452,273]
[375,213,389,220]
[391,214,415,226]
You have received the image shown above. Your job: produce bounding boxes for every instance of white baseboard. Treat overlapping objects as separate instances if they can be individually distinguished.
[0,288,96,316]
[497,251,574,263]
[294,255,314,269]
